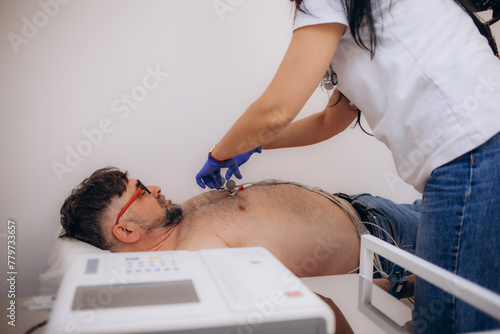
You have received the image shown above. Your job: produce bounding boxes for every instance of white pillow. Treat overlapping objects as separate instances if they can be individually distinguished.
[39,228,109,295]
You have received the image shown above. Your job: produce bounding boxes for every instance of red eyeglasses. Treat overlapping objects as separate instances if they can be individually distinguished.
[116,180,151,225]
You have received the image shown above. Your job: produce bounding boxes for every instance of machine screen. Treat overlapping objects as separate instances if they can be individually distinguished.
[72,280,199,310]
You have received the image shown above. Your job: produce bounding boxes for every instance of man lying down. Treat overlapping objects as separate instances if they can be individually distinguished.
[59,167,419,331]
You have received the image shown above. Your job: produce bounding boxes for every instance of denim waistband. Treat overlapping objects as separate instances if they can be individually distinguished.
[334,192,421,277]
[333,192,374,232]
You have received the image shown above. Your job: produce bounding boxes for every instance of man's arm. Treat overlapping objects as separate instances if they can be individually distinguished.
[315,293,354,334]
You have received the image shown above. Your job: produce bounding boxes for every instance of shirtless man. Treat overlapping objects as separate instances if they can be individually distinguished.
[60,167,420,333]
[60,167,419,280]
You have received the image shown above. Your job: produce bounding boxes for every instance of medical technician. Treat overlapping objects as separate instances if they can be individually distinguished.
[195,0,500,332]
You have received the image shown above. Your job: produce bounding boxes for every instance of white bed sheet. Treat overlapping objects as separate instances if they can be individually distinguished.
[39,228,109,295]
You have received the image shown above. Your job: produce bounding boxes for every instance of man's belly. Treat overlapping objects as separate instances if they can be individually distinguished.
[221,189,361,277]
[179,183,361,277]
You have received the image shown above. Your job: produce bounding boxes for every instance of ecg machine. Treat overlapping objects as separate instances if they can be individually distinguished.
[47,247,334,333]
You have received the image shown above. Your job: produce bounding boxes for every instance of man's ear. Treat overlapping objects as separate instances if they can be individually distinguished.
[112,222,142,244]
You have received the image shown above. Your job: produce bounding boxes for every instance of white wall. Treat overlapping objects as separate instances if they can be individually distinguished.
[3,0,496,298]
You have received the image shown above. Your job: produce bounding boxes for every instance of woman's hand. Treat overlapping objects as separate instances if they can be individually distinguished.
[225,146,261,179]
[195,157,242,189]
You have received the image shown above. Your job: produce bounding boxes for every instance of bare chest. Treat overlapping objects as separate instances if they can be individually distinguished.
[176,183,360,276]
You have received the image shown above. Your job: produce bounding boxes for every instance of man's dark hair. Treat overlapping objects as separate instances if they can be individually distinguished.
[59,167,129,249]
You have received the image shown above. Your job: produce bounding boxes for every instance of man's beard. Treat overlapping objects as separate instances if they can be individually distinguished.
[146,195,184,233]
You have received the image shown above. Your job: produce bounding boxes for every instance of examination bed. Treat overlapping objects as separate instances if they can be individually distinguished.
[39,230,500,333]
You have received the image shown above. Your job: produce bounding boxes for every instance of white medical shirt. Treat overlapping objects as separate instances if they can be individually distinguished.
[294,0,500,192]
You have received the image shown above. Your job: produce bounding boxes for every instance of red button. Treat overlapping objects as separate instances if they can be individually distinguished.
[286,291,302,297]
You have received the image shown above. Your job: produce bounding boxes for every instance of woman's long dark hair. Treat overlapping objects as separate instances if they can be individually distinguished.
[294,0,499,57]
[454,0,499,55]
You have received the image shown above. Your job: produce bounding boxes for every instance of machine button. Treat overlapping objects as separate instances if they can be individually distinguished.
[286,291,302,297]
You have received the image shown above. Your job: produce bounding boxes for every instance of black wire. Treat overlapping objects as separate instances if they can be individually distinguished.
[354,110,374,136]
[25,319,48,334]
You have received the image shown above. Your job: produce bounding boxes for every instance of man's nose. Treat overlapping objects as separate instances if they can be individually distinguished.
[148,186,161,198]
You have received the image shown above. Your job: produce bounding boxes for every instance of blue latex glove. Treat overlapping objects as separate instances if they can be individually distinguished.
[225,146,262,179]
[196,156,242,189]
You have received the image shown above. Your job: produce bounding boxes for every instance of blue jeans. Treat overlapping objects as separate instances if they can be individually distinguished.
[413,132,500,334]
[345,193,421,277]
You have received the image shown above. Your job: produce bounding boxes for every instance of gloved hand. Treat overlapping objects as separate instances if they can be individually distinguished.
[196,156,242,189]
[225,146,261,179]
